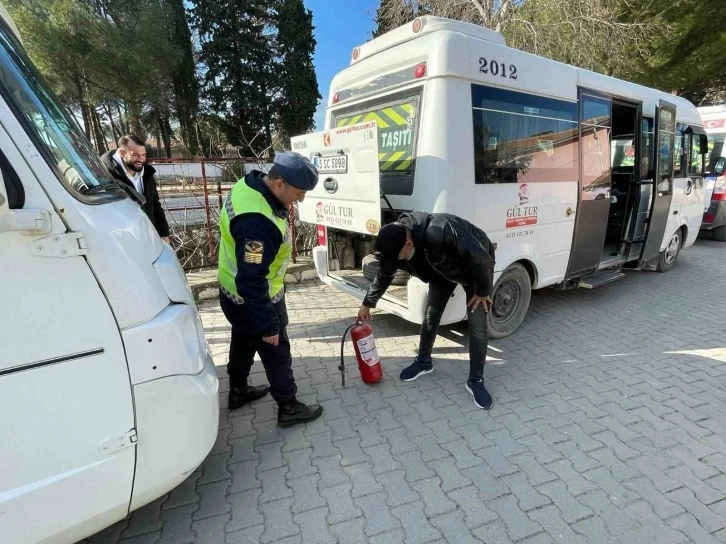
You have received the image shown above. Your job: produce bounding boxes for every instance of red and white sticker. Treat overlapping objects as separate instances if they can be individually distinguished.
[506,216,538,228]
[356,335,380,366]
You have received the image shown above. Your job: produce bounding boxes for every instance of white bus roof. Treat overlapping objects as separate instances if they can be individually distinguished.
[330,16,702,127]
[353,16,506,66]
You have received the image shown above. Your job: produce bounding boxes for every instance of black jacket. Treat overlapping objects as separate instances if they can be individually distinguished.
[363,212,496,308]
[101,151,170,237]
[226,172,289,337]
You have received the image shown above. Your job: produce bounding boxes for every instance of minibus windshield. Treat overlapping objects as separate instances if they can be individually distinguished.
[707,132,725,174]
[0,19,120,200]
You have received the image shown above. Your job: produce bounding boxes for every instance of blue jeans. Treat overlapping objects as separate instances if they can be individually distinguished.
[417,281,488,381]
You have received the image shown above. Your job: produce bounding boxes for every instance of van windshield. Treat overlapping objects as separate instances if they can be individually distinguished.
[707,132,726,174]
[0,20,118,197]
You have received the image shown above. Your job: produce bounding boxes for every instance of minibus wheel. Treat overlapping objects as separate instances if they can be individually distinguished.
[713,226,726,242]
[656,229,682,272]
[488,263,532,338]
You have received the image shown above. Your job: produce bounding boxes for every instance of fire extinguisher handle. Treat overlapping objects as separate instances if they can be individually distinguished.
[339,322,358,388]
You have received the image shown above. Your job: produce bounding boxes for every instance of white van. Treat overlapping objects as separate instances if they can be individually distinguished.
[0,8,219,544]
[296,16,708,338]
[697,105,726,240]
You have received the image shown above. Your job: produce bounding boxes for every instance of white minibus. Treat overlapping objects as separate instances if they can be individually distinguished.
[0,6,219,543]
[697,105,726,240]
[297,16,708,338]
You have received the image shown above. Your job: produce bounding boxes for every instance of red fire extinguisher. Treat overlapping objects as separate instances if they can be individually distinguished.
[339,321,383,386]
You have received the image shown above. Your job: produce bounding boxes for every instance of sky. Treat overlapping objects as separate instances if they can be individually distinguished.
[305,0,380,129]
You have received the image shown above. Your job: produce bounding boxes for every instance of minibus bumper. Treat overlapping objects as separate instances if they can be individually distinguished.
[129,347,219,511]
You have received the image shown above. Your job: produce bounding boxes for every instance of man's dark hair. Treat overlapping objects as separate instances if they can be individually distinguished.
[376,222,409,259]
[118,135,145,148]
[267,165,283,182]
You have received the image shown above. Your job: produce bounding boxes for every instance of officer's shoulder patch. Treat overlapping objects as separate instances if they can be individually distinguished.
[244,239,264,264]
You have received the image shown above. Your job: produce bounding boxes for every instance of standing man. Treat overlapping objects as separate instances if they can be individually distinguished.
[358,213,496,409]
[218,152,323,428]
[102,135,170,242]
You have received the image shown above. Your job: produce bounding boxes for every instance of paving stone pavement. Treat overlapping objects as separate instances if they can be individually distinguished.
[84,238,726,544]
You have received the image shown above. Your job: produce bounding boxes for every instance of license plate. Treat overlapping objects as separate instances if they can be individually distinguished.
[314,155,348,174]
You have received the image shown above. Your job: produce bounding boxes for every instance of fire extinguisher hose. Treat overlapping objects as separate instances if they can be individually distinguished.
[339,322,359,387]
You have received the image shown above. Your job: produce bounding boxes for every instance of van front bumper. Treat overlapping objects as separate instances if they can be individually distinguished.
[129,348,219,511]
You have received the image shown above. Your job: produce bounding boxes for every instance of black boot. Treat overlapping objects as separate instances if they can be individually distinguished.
[228,384,269,410]
[277,400,323,428]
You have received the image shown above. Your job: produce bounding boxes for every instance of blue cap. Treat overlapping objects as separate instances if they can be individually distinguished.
[273,152,319,191]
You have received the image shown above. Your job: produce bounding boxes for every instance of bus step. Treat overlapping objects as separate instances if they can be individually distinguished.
[579,271,625,289]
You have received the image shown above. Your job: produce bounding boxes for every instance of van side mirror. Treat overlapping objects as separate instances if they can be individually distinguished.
[700,134,709,154]
[714,157,726,176]
[0,176,8,213]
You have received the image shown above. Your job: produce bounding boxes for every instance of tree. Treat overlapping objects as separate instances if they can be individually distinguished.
[373,0,416,37]
[631,0,726,104]
[167,0,200,155]
[193,0,320,156]
[372,0,668,82]
[274,0,320,144]
[193,0,274,154]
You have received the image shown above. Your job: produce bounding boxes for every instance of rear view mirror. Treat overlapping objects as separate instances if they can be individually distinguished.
[700,134,709,154]
[0,174,7,213]
[714,157,726,176]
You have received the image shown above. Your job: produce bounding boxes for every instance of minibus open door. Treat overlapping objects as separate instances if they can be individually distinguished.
[639,100,677,265]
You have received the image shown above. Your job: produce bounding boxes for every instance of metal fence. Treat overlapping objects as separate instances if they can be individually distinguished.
[152,157,317,271]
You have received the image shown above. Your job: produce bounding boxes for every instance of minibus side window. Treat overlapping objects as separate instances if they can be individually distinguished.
[706,133,726,173]
[641,118,655,180]
[471,85,578,185]
[673,123,688,178]
[688,132,705,175]
[580,94,611,200]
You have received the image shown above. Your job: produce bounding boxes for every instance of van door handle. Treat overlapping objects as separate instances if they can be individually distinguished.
[566,207,574,217]
[673,210,678,215]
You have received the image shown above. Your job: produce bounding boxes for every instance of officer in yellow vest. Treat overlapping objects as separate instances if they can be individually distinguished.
[218,152,323,427]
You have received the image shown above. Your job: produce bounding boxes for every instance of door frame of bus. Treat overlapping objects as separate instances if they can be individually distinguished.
[565,88,613,279]
[640,100,677,264]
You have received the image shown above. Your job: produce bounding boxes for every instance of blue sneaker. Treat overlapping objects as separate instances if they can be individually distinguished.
[466,379,492,409]
[400,359,434,382]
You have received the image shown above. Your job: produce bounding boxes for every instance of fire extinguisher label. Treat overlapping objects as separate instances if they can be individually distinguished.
[356,335,380,366]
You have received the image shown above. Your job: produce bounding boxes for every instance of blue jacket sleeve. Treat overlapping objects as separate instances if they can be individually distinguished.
[229,213,283,336]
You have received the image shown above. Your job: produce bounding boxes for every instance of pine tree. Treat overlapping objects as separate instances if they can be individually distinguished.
[167,0,199,155]
[274,0,320,144]
[192,0,274,154]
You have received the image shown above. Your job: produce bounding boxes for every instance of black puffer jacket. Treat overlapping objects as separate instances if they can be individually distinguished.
[101,151,170,237]
[363,212,496,308]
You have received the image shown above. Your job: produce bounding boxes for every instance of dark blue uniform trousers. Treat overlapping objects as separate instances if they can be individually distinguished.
[220,292,298,404]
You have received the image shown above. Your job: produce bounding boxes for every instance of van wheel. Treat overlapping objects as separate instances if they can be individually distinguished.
[362,254,410,286]
[487,263,532,339]
[656,230,681,272]
[713,226,726,242]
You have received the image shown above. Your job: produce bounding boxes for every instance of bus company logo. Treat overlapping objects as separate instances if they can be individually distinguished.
[518,183,530,205]
[507,184,538,229]
[323,133,331,146]
[315,201,324,221]
[366,219,380,234]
